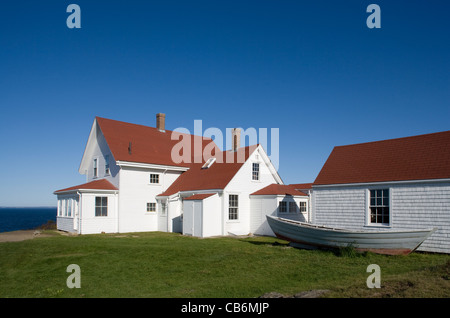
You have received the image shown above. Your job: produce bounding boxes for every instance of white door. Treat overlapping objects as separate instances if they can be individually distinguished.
[193,201,202,237]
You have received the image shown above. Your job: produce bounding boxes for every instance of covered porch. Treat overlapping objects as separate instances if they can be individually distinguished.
[54,179,119,234]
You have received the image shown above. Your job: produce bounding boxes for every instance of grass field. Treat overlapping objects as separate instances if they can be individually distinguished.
[0,231,449,298]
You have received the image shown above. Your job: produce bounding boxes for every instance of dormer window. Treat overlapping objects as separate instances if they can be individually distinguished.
[202,157,216,169]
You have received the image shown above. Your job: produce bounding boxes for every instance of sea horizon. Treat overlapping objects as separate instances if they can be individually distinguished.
[0,207,57,233]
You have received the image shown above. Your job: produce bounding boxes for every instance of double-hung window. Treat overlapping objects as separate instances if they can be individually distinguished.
[95,197,108,217]
[252,163,260,181]
[279,201,287,213]
[369,189,390,225]
[299,201,307,213]
[147,202,156,212]
[229,195,239,220]
[289,201,297,213]
[150,174,159,184]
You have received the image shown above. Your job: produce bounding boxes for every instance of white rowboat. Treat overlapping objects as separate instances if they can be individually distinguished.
[266,215,437,255]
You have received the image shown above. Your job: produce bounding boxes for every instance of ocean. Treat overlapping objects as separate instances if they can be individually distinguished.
[0,207,57,233]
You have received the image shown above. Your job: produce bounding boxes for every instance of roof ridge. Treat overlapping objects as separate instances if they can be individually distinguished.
[335,130,450,149]
[95,116,213,140]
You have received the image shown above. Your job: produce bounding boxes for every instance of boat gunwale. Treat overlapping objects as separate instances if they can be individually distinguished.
[267,215,437,235]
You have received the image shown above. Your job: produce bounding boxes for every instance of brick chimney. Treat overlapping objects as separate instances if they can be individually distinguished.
[156,113,165,132]
[231,128,241,151]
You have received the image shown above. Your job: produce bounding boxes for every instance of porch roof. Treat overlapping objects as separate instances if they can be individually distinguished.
[54,179,118,194]
[250,184,308,196]
[183,193,217,200]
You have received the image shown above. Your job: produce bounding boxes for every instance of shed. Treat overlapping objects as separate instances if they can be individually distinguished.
[182,193,220,237]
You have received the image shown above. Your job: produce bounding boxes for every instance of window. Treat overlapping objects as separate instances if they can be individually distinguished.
[279,201,287,213]
[299,202,307,213]
[93,158,98,178]
[252,163,260,181]
[150,174,159,184]
[202,157,216,169]
[105,155,110,175]
[95,197,108,217]
[369,189,389,225]
[147,202,156,212]
[67,199,72,217]
[289,201,297,213]
[229,195,239,220]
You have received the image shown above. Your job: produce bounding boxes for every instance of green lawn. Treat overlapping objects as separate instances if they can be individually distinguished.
[0,231,449,298]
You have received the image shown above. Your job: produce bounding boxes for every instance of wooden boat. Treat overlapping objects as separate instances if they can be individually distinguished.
[266,215,437,255]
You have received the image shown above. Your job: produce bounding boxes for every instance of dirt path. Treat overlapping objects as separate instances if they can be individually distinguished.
[0,230,53,242]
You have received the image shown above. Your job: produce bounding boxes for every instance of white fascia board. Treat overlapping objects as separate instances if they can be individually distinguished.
[312,178,450,188]
[78,118,98,175]
[55,189,119,195]
[115,161,190,172]
[178,189,223,197]
[255,145,284,184]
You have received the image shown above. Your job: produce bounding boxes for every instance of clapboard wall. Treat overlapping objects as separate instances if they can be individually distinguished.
[312,181,450,253]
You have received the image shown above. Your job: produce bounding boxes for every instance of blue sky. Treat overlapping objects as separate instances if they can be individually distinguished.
[0,1,449,206]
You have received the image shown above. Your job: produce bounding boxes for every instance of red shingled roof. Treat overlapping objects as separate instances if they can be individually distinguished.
[183,193,217,200]
[96,117,219,167]
[290,183,313,190]
[54,179,118,193]
[251,184,308,196]
[314,130,450,185]
[158,145,258,196]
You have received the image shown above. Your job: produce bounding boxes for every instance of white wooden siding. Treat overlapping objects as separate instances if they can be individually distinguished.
[313,187,366,229]
[224,147,279,236]
[118,167,182,233]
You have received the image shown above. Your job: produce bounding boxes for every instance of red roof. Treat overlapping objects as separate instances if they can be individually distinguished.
[54,179,118,193]
[96,117,219,167]
[183,193,217,200]
[251,184,308,196]
[158,145,258,196]
[290,183,313,190]
[314,130,450,185]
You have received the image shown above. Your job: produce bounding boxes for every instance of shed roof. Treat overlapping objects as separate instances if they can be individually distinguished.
[183,193,217,200]
[251,184,308,196]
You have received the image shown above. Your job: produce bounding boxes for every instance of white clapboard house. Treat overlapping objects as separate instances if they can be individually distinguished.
[310,131,450,254]
[54,114,309,237]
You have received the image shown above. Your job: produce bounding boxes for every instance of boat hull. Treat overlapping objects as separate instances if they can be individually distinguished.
[266,216,436,255]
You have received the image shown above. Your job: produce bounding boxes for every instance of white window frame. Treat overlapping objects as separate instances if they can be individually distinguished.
[278,201,288,213]
[228,194,239,220]
[299,201,307,213]
[95,196,108,217]
[146,202,156,213]
[289,201,297,213]
[93,158,98,178]
[149,174,160,184]
[366,188,391,227]
[105,155,110,175]
[252,163,260,181]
